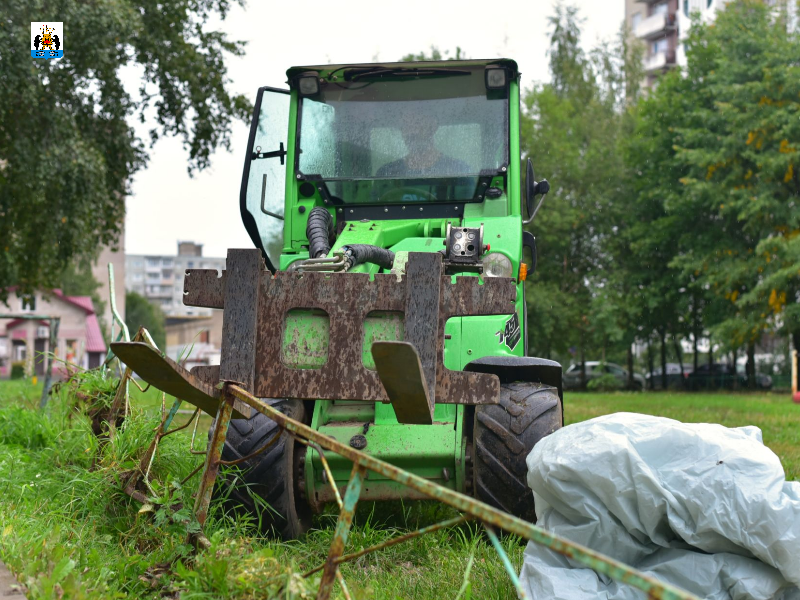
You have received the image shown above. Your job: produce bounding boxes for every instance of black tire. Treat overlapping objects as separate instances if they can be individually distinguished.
[473,382,562,523]
[212,398,311,539]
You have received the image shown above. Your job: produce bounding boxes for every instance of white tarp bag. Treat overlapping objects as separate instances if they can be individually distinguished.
[521,413,800,600]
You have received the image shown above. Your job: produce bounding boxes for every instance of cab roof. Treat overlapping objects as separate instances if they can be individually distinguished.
[286,58,519,83]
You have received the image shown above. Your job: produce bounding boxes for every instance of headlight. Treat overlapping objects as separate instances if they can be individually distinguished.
[483,253,513,278]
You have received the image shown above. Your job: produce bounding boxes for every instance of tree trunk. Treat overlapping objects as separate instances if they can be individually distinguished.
[792,330,800,354]
[673,333,684,390]
[580,339,587,390]
[731,347,739,391]
[646,338,654,390]
[627,344,634,389]
[708,333,713,368]
[660,329,668,390]
[692,292,700,372]
[746,341,756,390]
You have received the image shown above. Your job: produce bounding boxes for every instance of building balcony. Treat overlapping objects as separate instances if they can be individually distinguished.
[635,12,677,39]
[644,49,676,73]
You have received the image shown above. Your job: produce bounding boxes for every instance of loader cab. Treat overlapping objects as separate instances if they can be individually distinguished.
[240,60,520,270]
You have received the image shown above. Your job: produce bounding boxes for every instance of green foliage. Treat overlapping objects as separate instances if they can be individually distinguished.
[0,0,250,299]
[125,292,166,350]
[586,373,622,392]
[524,1,798,368]
[522,4,643,366]
[10,362,25,380]
[628,0,800,359]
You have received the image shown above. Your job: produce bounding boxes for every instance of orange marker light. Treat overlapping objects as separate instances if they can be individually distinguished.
[519,263,528,281]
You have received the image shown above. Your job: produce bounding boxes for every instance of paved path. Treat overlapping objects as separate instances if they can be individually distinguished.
[0,560,25,598]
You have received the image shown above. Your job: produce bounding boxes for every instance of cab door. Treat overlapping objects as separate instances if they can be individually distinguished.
[240,87,290,270]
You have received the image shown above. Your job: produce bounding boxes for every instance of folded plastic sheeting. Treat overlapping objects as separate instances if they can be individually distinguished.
[520,413,800,600]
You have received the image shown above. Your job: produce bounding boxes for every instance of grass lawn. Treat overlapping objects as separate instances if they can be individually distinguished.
[0,379,797,599]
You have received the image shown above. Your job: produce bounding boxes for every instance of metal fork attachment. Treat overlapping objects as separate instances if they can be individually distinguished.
[183,249,516,424]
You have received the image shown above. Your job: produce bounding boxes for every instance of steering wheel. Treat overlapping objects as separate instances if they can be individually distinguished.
[379,186,438,203]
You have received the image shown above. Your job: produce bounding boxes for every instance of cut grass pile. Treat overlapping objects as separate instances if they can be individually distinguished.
[0,379,797,599]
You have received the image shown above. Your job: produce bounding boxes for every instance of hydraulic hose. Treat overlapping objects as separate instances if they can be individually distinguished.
[306,207,333,258]
[342,245,395,271]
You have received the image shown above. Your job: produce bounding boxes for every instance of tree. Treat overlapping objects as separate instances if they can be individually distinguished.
[125,292,166,350]
[0,0,250,301]
[522,5,640,375]
[629,0,800,384]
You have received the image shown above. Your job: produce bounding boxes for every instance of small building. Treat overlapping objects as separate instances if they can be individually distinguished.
[0,288,106,378]
[165,311,224,370]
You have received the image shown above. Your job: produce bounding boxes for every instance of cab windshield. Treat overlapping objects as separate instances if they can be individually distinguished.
[296,67,508,204]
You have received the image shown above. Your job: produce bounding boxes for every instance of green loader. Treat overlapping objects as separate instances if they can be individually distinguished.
[127,59,565,540]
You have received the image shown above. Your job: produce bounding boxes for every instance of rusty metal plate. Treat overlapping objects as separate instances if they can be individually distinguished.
[404,252,441,405]
[184,250,516,405]
[372,341,432,424]
[110,342,251,419]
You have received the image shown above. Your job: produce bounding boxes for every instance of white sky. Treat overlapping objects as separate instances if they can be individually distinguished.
[124,0,624,258]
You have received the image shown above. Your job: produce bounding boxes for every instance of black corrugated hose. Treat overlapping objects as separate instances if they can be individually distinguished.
[306,207,333,258]
[342,245,395,271]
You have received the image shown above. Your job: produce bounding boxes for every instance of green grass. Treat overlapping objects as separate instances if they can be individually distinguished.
[565,391,800,480]
[0,380,798,599]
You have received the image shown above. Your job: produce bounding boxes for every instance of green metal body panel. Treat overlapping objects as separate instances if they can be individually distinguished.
[261,64,526,503]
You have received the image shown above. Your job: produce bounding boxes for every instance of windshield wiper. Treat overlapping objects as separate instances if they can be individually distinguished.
[345,67,470,81]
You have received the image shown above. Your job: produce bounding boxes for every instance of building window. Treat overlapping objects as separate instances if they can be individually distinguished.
[132,273,143,281]
[162,259,173,267]
[632,12,641,28]
[20,295,36,312]
[652,1,669,15]
[652,38,668,54]
[147,272,160,281]
[146,258,160,267]
[187,261,194,268]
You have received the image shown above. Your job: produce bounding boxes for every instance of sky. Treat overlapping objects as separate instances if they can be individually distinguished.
[124,0,624,258]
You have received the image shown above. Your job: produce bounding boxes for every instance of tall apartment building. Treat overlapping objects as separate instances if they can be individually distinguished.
[125,242,225,317]
[626,0,791,87]
[625,0,726,86]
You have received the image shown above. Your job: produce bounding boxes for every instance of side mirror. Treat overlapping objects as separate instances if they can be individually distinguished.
[523,157,550,225]
[524,158,536,219]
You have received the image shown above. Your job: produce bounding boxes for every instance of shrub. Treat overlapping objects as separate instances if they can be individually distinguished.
[10,361,25,380]
[587,373,622,392]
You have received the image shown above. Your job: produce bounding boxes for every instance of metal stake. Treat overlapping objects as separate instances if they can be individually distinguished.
[190,391,234,546]
[317,463,366,600]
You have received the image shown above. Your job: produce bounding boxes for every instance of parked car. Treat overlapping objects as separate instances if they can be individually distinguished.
[686,363,772,391]
[563,361,645,391]
[645,363,694,390]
